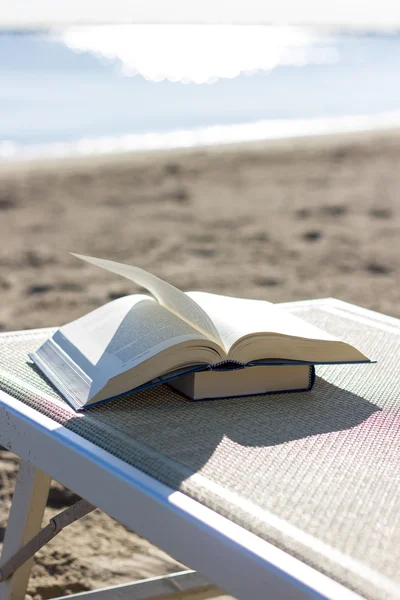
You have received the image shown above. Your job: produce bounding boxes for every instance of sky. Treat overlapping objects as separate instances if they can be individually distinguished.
[1,0,400,30]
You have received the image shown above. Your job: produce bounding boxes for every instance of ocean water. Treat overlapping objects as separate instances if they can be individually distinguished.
[1,28,400,161]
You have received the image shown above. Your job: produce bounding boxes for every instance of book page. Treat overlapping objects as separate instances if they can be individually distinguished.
[54,294,213,382]
[72,254,221,345]
[186,291,339,353]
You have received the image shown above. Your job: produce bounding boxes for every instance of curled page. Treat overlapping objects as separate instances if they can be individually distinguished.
[71,254,221,345]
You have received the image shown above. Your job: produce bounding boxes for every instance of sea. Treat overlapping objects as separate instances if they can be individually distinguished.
[1,27,400,162]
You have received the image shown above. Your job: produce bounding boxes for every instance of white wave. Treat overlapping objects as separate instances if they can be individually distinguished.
[2,111,400,163]
[57,25,338,84]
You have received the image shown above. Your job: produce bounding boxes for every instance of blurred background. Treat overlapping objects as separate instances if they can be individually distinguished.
[2,27,400,160]
[0,10,399,599]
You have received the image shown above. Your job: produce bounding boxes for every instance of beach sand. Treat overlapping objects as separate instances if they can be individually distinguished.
[0,130,399,598]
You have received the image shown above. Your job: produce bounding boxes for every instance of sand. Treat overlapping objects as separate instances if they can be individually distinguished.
[0,130,399,598]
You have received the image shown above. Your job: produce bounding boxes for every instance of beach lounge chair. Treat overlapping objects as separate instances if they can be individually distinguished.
[0,298,399,600]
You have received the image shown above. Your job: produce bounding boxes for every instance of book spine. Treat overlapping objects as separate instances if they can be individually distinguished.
[308,365,316,391]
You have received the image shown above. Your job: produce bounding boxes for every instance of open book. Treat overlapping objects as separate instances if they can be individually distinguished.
[30,254,370,410]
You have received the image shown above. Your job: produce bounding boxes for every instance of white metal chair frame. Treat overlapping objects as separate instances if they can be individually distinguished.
[0,369,362,599]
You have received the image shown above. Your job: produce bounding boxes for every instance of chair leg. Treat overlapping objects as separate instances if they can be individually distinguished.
[0,459,51,600]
